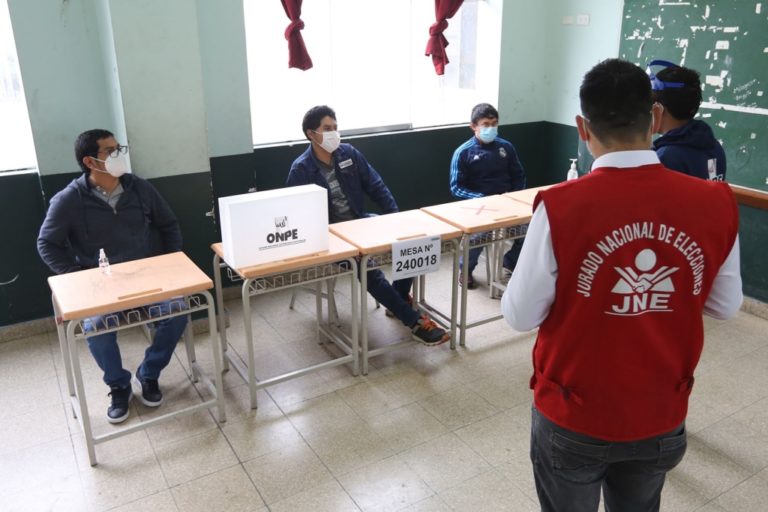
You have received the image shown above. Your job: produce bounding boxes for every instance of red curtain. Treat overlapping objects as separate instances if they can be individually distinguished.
[281,0,313,70]
[425,0,464,75]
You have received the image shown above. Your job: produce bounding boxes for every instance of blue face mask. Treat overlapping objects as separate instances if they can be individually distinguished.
[478,126,497,143]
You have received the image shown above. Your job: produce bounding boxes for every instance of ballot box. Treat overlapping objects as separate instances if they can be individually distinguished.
[218,184,329,268]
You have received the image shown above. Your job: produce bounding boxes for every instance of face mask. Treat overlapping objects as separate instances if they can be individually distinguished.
[315,130,341,153]
[92,153,131,178]
[478,126,497,144]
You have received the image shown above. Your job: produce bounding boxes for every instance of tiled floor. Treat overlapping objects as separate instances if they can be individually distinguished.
[1,263,767,511]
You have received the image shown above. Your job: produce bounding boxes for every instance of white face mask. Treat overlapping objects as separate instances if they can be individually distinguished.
[91,153,131,178]
[315,130,341,153]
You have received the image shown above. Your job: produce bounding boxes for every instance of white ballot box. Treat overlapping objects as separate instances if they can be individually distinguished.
[219,184,329,268]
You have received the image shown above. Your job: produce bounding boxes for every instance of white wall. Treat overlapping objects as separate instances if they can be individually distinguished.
[498,0,548,124]
[9,0,254,178]
[109,0,209,179]
[195,0,253,158]
[8,0,115,175]
[545,0,625,126]
[498,0,624,127]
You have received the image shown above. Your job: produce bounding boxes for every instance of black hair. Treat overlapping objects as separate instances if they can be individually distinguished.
[652,66,702,120]
[302,105,336,140]
[471,103,499,124]
[579,59,653,144]
[75,129,114,174]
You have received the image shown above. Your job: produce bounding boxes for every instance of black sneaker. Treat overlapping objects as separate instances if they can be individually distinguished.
[385,294,413,318]
[107,385,132,424]
[459,272,477,289]
[133,375,163,407]
[411,315,449,346]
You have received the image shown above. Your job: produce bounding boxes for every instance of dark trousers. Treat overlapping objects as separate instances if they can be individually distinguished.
[461,237,524,275]
[84,299,188,388]
[364,268,418,327]
[530,406,687,512]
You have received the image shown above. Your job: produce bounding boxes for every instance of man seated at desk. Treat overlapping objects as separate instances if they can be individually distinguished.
[449,103,527,289]
[37,129,186,424]
[286,105,449,346]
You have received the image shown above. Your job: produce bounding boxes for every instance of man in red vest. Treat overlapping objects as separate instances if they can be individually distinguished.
[501,59,742,512]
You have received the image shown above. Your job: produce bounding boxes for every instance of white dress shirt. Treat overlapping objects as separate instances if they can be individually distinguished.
[501,150,743,332]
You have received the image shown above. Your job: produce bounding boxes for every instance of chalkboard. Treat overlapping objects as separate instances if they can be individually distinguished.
[619,0,768,192]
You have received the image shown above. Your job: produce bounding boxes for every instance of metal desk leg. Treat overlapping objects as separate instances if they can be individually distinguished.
[212,253,230,372]
[315,280,323,344]
[350,260,360,376]
[450,239,459,349]
[201,290,226,423]
[182,318,199,383]
[241,279,259,409]
[66,321,98,466]
[460,235,470,347]
[328,279,341,327]
[360,256,370,376]
[52,297,75,399]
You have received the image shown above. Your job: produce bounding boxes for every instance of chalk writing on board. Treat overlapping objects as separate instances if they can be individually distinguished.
[620,0,767,191]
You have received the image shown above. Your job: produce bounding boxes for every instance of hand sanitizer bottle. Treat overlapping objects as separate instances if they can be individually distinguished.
[99,248,111,275]
[567,159,579,181]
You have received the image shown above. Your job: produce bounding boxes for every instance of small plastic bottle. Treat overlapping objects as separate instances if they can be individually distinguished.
[98,248,111,275]
[567,159,579,181]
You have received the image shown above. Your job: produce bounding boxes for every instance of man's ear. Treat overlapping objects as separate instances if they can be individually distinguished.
[82,156,94,170]
[576,115,590,142]
[651,102,664,134]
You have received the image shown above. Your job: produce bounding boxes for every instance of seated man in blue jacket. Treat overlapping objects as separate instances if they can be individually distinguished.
[287,105,448,346]
[37,129,187,424]
[450,103,527,288]
[650,60,726,181]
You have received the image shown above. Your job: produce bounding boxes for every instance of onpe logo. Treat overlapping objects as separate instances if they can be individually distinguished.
[607,248,678,316]
[274,216,288,232]
[266,216,298,244]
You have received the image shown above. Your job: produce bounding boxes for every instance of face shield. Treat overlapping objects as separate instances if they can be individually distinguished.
[646,59,686,91]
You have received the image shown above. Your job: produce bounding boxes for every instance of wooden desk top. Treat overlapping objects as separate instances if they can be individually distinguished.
[502,185,553,206]
[421,195,532,234]
[212,232,359,279]
[329,210,463,255]
[48,252,212,321]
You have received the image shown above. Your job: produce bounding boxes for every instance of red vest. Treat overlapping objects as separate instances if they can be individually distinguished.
[533,164,738,441]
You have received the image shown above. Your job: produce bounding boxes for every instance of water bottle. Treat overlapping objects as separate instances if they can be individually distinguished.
[567,159,579,181]
[99,248,111,275]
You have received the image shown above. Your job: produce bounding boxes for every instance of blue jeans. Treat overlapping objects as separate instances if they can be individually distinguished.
[363,268,418,327]
[530,406,687,512]
[83,299,188,388]
[461,237,524,275]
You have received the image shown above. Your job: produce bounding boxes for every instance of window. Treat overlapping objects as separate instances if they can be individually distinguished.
[244,0,501,145]
[0,0,36,171]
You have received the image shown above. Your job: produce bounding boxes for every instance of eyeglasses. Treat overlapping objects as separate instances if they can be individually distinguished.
[95,145,129,158]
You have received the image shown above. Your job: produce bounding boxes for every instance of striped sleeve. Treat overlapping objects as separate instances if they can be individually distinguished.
[450,141,483,199]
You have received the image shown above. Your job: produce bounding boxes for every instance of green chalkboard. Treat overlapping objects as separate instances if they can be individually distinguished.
[619,0,768,191]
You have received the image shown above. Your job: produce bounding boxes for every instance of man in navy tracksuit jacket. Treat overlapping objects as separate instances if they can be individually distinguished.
[287,105,448,346]
[450,103,526,288]
[37,129,185,424]
[651,62,726,181]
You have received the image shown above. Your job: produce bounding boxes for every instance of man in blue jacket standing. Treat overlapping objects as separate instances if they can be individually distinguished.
[450,103,526,288]
[287,105,448,346]
[37,129,186,424]
[650,61,726,181]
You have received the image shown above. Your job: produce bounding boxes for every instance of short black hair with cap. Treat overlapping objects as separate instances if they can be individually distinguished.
[653,66,702,120]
